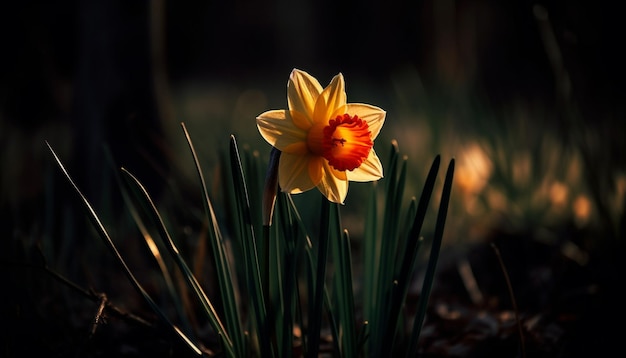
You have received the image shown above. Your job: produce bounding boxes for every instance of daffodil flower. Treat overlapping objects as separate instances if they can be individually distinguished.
[257,69,385,204]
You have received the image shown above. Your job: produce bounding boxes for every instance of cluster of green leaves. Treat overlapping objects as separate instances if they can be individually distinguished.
[46,123,454,357]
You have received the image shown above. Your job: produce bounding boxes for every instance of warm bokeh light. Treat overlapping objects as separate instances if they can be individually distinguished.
[455,142,493,217]
[456,142,493,196]
[573,194,592,226]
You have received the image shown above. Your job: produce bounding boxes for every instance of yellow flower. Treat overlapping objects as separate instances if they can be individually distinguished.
[257,69,385,204]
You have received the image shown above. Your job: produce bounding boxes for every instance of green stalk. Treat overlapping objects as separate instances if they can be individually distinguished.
[307,198,332,358]
[362,182,378,330]
[274,192,298,357]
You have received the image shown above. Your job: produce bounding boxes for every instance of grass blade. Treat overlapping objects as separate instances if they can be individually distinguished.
[385,155,441,350]
[330,227,357,357]
[284,193,317,355]
[113,161,195,337]
[45,141,203,356]
[229,135,270,357]
[371,140,406,355]
[119,167,234,357]
[406,158,455,357]
[180,123,246,357]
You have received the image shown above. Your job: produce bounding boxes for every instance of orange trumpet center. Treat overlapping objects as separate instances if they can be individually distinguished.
[312,114,373,171]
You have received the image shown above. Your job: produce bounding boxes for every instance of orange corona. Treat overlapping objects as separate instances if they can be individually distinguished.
[322,114,373,171]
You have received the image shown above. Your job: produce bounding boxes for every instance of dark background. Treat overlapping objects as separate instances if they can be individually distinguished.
[1,1,624,356]
[2,0,623,124]
[2,0,624,254]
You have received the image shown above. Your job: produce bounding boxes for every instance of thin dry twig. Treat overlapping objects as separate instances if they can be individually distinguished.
[89,292,109,339]
[2,260,154,329]
[491,242,526,358]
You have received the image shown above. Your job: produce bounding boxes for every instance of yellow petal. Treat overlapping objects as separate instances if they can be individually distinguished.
[345,103,386,139]
[308,156,324,186]
[290,110,313,131]
[347,150,384,182]
[282,141,309,155]
[330,164,347,181]
[257,110,307,152]
[278,153,316,194]
[316,160,348,204]
[314,73,346,123]
[288,69,322,124]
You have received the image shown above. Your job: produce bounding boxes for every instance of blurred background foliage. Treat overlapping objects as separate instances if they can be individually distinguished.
[1,0,624,356]
[2,0,623,250]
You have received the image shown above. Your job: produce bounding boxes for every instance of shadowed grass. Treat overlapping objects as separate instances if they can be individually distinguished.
[44,122,455,357]
[46,141,203,356]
